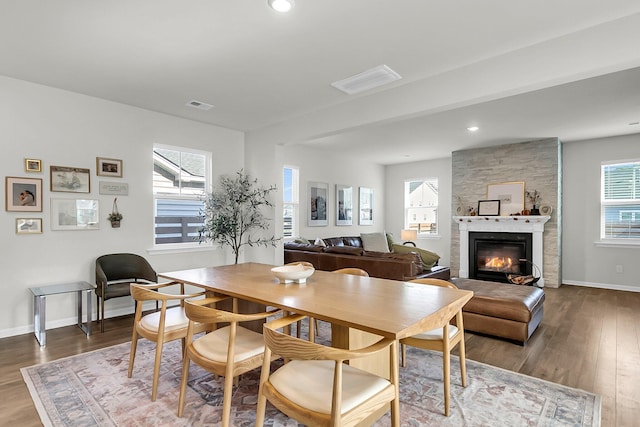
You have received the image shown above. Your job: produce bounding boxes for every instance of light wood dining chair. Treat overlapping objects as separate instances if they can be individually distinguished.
[332,267,369,277]
[256,313,400,427]
[128,282,207,401]
[178,297,281,427]
[400,278,467,416]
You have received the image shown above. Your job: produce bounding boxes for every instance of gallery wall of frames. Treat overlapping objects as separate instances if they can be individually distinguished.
[5,157,127,235]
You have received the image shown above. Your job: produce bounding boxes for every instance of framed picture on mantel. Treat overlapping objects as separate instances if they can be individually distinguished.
[478,200,501,216]
[487,181,524,216]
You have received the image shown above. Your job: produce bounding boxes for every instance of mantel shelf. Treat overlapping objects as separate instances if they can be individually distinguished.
[453,215,550,224]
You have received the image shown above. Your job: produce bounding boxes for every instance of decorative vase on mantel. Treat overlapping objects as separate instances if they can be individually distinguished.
[530,205,540,215]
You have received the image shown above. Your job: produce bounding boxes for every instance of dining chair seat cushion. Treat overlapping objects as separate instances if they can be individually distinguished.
[192,325,266,363]
[412,325,459,341]
[269,359,391,414]
[139,306,189,333]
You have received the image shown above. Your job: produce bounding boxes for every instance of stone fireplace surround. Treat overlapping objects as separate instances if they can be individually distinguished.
[451,138,561,288]
[454,215,551,287]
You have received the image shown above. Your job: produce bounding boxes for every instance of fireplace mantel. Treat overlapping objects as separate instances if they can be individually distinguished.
[454,215,550,286]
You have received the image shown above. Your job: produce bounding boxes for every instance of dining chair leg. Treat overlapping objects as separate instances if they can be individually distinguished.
[127,329,139,378]
[100,297,105,333]
[177,355,191,417]
[400,343,406,367]
[443,327,451,416]
[151,335,165,401]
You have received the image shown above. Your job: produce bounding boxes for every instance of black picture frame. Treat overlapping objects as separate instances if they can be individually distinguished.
[478,199,501,216]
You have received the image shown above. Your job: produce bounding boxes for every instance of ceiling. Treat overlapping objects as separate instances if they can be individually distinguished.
[2,1,640,165]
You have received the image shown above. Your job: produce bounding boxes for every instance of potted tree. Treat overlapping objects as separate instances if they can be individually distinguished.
[198,170,279,264]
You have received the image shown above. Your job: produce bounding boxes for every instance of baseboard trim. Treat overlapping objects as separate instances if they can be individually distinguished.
[563,280,640,293]
[0,300,166,340]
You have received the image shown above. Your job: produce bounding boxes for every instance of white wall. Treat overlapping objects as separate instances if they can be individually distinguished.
[562,134,640,291]
[0,75,244,337]
[384,157,452,265]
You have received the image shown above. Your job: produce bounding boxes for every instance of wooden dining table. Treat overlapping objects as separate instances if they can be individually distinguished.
[159,262,473,373]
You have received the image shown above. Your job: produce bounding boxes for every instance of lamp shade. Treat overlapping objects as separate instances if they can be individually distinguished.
[401,229,417,241]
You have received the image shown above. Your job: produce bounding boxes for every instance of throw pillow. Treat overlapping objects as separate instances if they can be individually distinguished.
[360,232,391,253]
[295,237,310,244]
[314,237,327,247]
[385,232,394,252]
[392,244,440,269]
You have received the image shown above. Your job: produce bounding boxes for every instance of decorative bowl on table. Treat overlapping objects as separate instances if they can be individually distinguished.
[271,264,315,284]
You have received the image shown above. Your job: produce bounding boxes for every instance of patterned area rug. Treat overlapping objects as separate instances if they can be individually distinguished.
[22,332,601,427]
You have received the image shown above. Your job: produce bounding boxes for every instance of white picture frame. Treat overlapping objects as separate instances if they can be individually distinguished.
[487,181,525,216]
[307,181,328,226]
[359,187,374,225]
[335,184,353,226]
[51,199,100,230]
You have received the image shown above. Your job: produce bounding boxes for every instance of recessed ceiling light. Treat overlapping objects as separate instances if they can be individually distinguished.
[268,0,295,13]
[467,126,479,132]
[629,121,639,126]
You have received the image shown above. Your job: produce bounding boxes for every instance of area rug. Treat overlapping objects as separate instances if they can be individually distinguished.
[22,333,601,427]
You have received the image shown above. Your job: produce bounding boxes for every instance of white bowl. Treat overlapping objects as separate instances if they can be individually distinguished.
[271,264,315,284]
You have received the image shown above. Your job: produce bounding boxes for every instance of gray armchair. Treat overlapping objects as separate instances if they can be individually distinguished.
[95,253,157,332]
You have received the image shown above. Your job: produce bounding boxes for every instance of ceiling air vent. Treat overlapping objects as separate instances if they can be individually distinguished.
[186,100,214,111]
[331,64,402,95]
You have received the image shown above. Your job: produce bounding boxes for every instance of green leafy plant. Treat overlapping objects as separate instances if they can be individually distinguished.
[198,170,280,264]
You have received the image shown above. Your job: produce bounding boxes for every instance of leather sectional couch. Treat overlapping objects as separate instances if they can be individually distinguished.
[284,236,450,281]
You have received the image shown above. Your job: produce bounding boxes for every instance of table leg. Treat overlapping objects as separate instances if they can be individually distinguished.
[77,289,92,336]
[34,295,46,346]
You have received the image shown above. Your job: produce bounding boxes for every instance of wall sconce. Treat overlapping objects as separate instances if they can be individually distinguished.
[401,229,417,247]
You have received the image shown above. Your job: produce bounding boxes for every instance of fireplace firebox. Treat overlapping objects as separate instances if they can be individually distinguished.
[469,232,533,283]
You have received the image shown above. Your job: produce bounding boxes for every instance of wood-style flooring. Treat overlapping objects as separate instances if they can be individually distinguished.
[1,285,638,426]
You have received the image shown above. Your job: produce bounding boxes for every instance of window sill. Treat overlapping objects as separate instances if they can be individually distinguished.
[594,240,640,248]
[418,234,441,240]
[147,243,214,255]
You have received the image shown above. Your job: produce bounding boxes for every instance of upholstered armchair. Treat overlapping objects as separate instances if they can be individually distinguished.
[95,253,157,332]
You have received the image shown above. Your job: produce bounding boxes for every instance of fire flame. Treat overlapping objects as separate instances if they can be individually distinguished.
[484,257,513,269]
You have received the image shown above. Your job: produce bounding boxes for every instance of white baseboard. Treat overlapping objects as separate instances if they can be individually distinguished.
[0,300,166,340]
[563,280,640,293]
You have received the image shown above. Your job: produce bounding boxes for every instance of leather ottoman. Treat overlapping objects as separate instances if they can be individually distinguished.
[449,278,545,344]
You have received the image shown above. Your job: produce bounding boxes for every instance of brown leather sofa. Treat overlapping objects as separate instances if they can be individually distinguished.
[284,236,450,281]
[450,278,545,344]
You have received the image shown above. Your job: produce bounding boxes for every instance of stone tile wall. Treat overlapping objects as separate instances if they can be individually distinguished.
[451,138,562,287]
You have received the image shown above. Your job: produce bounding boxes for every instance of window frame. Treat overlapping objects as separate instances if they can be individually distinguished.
[600,159,640,243]
[404,177,439,237]
[152,144,212,249]
[283,165,299,241]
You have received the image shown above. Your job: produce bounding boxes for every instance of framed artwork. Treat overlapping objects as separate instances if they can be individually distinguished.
[359,187,374,225]
[335,184,353,226]
[50,166,91,193]
[307,181,328,226]
[487,181,525,216]
[5,176,43,212]
[477,200,501,216]
[25,159,42,172]
[51,199,100,230]
[96,157,123,177]
[16,218,43,234]
[99,181,129,195]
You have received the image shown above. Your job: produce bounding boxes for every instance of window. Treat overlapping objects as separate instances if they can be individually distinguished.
[153,145,211,245]
[601,160,640,240]
[283,166,299,239]
[404,178,438,235]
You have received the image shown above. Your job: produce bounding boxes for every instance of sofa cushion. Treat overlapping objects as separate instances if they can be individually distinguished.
[284,242,324,252]
[360,232,391,253]
[342,236,363,248]
[324,246,364,256]
[323,237,344,247]
[392,244,440,269]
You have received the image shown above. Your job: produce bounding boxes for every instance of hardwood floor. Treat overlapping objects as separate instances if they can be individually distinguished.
[1,285,638,426]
